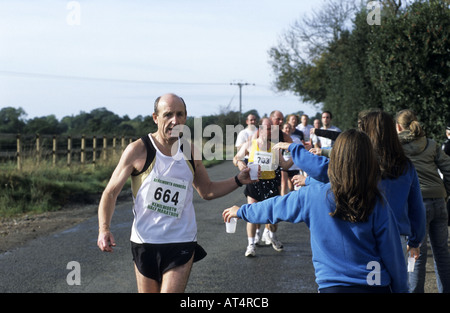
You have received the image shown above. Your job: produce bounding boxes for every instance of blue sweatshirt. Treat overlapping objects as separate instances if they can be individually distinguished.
[237,180,409,292]
[289,143,426,248]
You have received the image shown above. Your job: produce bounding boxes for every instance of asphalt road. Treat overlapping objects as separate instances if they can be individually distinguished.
[0,161,317,293]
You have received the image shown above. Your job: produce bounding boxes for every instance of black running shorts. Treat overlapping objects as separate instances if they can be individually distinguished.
[131,241,207,283]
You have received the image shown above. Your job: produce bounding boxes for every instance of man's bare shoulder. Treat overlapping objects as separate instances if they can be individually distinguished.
[121,137,148,163]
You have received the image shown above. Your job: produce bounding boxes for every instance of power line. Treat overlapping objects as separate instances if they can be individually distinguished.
[0,70,275,91]
[0,70,230,86]
[1,71,278,119]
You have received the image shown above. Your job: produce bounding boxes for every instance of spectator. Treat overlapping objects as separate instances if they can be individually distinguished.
[318,111,341,149]
[297,114,314,145]
[235,114,257,151]
[282,123,301,191]
[311,118,321,148]
[443,123,450,226]
[396,109,450,293]
[443,123,450,156]
[287,114,305,143]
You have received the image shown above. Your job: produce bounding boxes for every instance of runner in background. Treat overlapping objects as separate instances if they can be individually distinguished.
[234,118,293,256]
[282,123,302,191]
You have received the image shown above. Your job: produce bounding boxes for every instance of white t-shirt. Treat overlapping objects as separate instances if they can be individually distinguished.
[235,126,257,148]
[296,124,314,141]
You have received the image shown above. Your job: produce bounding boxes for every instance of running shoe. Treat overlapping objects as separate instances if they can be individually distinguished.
[264,231,284,252]
[269,235,284,252]
[245,244,256,257]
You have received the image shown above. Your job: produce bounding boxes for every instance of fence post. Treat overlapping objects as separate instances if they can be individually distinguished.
[52,135,57,166]
[36,134,40,165]
[113,136,117,158]
[102,136,107,161]
[92,136,97,166]
[16,134,22,171]
[81,135,85,165]
[67,136,72,166]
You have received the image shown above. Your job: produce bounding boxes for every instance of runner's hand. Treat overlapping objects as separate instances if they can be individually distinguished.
[97,231,116,252]
[237,167,259,184]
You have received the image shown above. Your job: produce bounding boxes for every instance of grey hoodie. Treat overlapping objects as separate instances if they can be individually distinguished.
[398,130,450,199]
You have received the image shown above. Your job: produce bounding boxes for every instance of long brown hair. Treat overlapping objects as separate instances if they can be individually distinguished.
[328,129,382,223]
[359,111,409,179]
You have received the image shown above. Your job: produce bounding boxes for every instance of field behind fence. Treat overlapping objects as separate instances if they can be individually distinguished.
[0,133,135,170]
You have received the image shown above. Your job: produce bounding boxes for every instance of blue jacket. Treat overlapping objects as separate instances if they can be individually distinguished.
[289,143,426,248]
[237,182,409,292]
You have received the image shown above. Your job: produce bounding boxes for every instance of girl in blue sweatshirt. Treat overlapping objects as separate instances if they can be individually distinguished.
[286,111,425,261]
[223,129,409,293]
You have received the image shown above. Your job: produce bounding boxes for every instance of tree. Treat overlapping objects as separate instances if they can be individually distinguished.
[61,108,131,135]
[0,107,26,133]
[25,115,66,134]
[268,0,358,106]
[86,107,122,134]
[320,10,383,130]
[269,0,450,139]
[367,0,450,140]
[242,109,260,121]
[269,2,382,130]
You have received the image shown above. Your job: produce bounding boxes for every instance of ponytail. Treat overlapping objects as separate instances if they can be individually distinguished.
[395,109,425,138]
[409,120,424,137]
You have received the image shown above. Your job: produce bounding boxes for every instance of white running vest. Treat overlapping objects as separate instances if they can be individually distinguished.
[130,135,197,244]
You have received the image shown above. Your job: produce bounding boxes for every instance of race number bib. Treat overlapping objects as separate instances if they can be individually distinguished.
[254,150,273,171]
[146,175,188,218]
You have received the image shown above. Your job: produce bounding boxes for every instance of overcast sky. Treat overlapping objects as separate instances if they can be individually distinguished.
[0,0,323,121]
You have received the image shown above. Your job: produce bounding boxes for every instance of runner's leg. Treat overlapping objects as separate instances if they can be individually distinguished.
[160,254,195,293]
[134,264,161,293]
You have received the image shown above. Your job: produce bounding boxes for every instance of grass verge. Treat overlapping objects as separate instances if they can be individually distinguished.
[0,161,118,218]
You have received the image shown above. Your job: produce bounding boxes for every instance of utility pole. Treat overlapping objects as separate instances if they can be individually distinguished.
[230,81,255,124]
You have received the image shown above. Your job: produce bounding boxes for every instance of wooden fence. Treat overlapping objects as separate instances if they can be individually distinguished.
[0,133,135,170]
